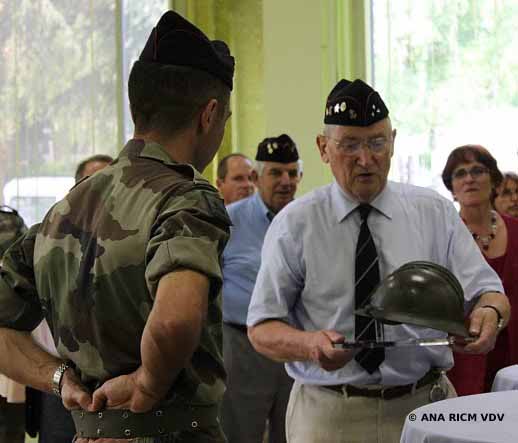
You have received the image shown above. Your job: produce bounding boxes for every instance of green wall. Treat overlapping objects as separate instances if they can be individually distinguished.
[171,0,369,194]
[262,0,330,195]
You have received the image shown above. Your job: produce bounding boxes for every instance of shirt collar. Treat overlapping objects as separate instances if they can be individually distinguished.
[330,181,394,223]
[120,139,205,183]
[253,192,275,222]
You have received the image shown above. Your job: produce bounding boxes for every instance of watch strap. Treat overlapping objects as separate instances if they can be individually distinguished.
[480,305,504,330]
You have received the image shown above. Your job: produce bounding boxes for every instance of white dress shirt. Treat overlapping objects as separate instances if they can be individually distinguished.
[247,181,504,386]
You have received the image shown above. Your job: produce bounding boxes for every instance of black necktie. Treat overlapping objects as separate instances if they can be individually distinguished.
[354,204,385,373]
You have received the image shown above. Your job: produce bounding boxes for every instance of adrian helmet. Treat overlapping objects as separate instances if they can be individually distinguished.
[355,261,469,337]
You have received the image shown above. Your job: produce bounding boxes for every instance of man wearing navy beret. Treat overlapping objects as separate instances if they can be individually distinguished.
[247,79,509,442]
[221,134,302,442]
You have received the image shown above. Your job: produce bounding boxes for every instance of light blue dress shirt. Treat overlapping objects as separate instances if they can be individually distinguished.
[247,181,504,386]
[222,193,272,325]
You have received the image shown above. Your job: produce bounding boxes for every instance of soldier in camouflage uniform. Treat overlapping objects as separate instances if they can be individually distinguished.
[0,10,234,443]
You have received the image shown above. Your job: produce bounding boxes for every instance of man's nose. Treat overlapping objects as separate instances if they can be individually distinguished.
[356,145,373,167]
[279,171,291,185]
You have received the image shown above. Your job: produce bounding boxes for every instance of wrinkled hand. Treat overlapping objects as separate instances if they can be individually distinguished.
[308,330,354,371]
[61,368,92,411]
[452,307,499,354]
[89,369,161,413]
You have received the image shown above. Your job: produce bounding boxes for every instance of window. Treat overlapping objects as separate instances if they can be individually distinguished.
[371,0,518,199]
[121,1,168,141]
[0,0,168,226]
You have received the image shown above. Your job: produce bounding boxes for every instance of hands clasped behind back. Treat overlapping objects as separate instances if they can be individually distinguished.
[308,330,355,371]
[61,366,161,414]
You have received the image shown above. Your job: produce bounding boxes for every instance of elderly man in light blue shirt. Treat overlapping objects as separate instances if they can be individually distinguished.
[221,135,303,443]
[247,79,510,443]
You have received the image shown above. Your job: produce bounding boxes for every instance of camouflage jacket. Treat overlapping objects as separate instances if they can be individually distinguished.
[0,206,27,259]
[0,139,231,407]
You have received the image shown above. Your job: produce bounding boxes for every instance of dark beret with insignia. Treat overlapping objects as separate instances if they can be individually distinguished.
[0,205,27,258]
[139,10,235,90]
[255,134,299,163]
[324,79,389,126]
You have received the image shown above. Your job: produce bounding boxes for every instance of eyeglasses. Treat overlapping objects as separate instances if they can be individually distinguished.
[451,166,489,181]
[500,188,518,198]
[325,136,392,156]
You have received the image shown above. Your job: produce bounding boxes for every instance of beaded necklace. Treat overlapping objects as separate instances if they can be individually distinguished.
[462,210,497,251]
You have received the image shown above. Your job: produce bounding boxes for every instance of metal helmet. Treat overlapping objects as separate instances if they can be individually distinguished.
[355,261,469,337]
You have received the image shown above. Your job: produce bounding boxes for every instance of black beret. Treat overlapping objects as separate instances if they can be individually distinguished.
[255,134,299,163]
[324,79,389,126]
[139,11,235,90]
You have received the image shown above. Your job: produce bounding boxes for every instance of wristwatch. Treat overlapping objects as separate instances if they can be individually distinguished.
[481,305,504,331]
[52,361,73,397]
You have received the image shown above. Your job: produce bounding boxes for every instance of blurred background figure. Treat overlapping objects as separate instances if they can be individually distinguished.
[216,153,254,205]
[494,172,518,218]
[74,154,114,182]
[0,206,27,443]
[442,145,518,395]
[221,135,301,443]
[0,206,27,257]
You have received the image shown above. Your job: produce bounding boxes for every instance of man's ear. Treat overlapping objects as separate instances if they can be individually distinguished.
[390,128,397,158]
[216,178,223,189]
[199,99,219,134]
[251,169,259,185]
[316,135,330,164]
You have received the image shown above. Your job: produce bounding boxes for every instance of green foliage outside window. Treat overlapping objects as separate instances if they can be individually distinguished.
[372,0,518,194]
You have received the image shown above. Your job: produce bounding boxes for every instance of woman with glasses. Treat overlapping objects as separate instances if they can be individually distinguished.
[441,145,518,395]
[494,172,518,218]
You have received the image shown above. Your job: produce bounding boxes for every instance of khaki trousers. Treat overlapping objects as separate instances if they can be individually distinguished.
[285,376,456,443]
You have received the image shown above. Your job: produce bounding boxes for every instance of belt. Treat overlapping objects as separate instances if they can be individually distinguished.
[322,369,441,401]
[224,322,248,334]
[71,402,218,439]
